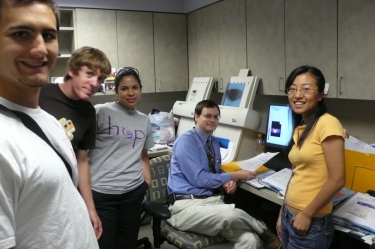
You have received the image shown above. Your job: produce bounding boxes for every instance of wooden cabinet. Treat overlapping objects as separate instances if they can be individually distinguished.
[50,9,76,80]
[116,11,155,93]
[188,0,246,92]
[285,0,337,98]
[75,9,118,68]
[154,13,188,92]
[246,0,285,96]
[338,0,375,100]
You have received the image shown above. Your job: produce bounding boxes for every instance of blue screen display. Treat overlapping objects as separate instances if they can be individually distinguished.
[221,83,245,107]
[266,104,293,147]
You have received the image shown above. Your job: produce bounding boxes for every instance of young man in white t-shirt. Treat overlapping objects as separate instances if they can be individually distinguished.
[0,0,99,248]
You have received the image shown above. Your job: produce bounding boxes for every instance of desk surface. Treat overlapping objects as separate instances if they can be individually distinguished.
[237,181,284,205]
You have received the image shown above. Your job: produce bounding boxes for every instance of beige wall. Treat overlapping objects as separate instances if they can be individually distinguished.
[91,91,375,144]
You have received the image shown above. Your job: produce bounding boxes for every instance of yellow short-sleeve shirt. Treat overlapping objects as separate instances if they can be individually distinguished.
[286,113,344,214]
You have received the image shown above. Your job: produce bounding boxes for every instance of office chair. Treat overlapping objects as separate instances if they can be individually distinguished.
[136,196,152,249]
[142,155,226,249]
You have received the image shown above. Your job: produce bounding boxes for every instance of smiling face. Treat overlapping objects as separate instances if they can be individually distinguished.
[194,107,220,136]
[0,3,58,91]
[287,72,324,120]
[67,66,105,101]
[115,75,141,110]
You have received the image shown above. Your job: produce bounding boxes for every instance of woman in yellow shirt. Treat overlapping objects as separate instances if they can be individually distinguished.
[276,66,345,249]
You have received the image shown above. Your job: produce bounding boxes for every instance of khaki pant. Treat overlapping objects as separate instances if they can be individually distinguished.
[167,195,265,249]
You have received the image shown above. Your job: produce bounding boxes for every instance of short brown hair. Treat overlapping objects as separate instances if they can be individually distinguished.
[64,46,112,81]
[0,0,60,30]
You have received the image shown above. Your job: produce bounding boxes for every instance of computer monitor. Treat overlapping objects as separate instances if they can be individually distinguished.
[265,103,294,161]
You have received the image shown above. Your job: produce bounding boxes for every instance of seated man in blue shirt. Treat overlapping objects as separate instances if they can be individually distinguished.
[167,100,281,249]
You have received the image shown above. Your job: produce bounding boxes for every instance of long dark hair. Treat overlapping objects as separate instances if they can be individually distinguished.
[285,65,327,148]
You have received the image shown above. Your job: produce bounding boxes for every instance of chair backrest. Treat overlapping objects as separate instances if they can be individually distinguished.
[148,155,171,205]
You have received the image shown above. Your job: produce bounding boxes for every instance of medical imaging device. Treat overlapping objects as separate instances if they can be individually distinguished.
[173,69,262,162]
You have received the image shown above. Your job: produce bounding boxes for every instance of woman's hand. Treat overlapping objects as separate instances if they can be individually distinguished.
[276,214,282,240]
[292,211,312,235]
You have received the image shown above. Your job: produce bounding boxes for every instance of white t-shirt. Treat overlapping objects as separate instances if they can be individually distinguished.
[0,97,99,249]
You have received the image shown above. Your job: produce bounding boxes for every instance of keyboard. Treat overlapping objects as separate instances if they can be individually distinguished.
[264,158,292,172]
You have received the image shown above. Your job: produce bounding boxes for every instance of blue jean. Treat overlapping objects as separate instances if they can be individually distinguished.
[93,181,148,249]
[281,204,334,249]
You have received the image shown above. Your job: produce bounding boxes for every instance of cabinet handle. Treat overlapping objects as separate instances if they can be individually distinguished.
[338,77,343,96]
[279,77,284,92]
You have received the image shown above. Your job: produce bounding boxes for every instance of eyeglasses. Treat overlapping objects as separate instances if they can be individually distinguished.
[200,114,221,120]
[116,67,139,76]
[286,87,318,95]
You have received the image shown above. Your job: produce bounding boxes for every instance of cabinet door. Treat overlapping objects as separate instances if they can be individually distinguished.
[246,0,285,95]
[76,9,118,68]
[194,4,220,81]
[338,0,375,100]
[117,11,155,93]
[154,13,188,92]
[218,0,247,92]
[50,9,76,80]
[285,0,337,98]
[187,11,199,87]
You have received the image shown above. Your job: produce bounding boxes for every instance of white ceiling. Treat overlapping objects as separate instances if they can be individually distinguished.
[55,0,221,13]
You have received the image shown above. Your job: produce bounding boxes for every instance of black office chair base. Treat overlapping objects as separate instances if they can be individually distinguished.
[136,237,152,249]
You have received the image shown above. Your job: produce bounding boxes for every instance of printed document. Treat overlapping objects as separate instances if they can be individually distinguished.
[261,168,292,193]
[236,152,279,171]
[333,192,375,234]
[245,169,276,188]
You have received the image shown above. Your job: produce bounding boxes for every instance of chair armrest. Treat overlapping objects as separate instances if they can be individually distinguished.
[142,200,171,220]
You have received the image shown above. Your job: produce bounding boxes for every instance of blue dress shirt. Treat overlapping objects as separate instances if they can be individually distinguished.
[167,127,232,196]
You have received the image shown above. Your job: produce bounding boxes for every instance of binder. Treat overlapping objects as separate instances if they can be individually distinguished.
[344,137,375,193]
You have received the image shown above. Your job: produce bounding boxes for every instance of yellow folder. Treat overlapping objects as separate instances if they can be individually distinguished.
[344,149,375,193]
[221,161,268,173]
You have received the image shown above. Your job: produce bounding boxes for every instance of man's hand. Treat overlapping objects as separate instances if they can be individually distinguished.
[231,170,256,181]
[88,208,102,239]
[223,180,237,194]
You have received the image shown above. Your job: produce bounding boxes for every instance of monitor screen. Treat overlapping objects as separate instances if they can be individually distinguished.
[266,104,293,150]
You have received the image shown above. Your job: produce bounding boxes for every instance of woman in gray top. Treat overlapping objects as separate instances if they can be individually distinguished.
[89,67,154,249]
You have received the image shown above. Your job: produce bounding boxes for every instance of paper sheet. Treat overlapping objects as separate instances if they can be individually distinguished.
[345,135,375,154]
[333,192,375,234]
[220,142,235,163]
[261,168,292,192]
[245,169,275,188]
[149,144,168,151]
[361,235,375,245]
[235,152,279,171]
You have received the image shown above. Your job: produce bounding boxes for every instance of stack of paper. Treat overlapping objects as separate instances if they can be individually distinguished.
[245,169,276,189]
[260,168,293,196]
[332,187,356,207]
[333,192,375,235]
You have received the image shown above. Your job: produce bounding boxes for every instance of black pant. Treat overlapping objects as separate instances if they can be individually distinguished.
[93,181,148,249]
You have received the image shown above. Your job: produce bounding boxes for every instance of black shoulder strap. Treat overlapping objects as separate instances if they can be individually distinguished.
[0,104,73,179]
